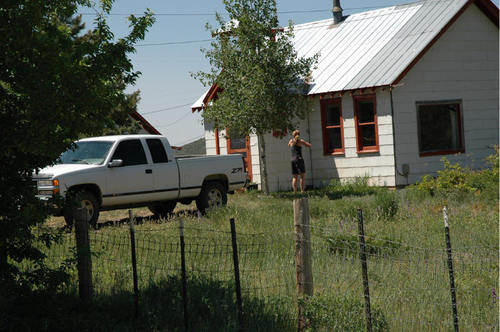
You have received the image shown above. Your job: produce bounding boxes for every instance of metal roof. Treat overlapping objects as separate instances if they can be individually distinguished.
[296,0,469,95]
[192,0,497,110]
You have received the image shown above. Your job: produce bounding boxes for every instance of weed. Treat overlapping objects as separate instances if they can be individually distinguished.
[326,233,402,256]
[300,293,388,331]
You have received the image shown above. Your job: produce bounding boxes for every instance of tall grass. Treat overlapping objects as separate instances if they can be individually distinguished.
[5,154,499,331]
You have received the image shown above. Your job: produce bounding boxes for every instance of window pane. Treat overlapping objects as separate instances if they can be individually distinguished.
[327,128,342,151]
[360,125,376,147]
[326,104,340,126]
[147,139,168,163]
[358,101,374,123]
[112,140,147,166]
[59,141,112,165]
[418,104,461,153]
[229,134,246,150]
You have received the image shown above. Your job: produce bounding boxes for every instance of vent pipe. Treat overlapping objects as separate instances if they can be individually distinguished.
[332,0,343,24]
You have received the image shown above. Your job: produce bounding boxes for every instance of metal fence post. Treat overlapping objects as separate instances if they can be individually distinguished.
[443,206,459,332]
[357,208,372,332]
[230,218,244,332]
[294,198,313,332]
[128,210,139,318]
[179,219,189,332]
[74,207,93,302]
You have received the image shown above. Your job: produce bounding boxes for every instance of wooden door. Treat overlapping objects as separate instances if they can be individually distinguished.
[227,132,252,181]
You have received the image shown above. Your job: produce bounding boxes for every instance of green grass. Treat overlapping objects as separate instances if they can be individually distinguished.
[5,172,499,331]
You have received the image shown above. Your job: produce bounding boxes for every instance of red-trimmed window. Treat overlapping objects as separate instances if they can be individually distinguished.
[417,101,464,157]
[320,98,344,155]
[354,95,379,153]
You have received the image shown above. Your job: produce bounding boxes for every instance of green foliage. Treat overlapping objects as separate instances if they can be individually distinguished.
[413,148,499,201]
[0,0,154,296]
[100,89,143,135]
[269,176,381,201]
[373,190,399,220]
[300,294,388,331]
[326,233,402,256]
[325,177,380,200]
[193,0,317,136]
[1,276,294,331]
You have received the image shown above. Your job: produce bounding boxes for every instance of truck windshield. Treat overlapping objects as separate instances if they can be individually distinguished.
[58,141,113,165]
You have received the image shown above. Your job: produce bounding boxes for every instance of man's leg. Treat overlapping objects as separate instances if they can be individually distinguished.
[300,173,306,192]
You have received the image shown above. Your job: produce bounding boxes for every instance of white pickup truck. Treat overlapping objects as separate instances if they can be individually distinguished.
[33,135,247,227]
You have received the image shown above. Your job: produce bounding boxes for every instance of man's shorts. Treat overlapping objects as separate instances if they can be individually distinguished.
[291,158,306,175]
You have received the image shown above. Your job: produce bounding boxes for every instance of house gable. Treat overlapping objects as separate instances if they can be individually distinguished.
[391,2,499,185]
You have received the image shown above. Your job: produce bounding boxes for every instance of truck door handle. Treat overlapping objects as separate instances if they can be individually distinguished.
[145,169,152,174]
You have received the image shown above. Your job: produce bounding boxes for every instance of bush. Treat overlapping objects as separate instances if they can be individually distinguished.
[300,294,388,331]
[413,148,499,201]
[373,190,399,220]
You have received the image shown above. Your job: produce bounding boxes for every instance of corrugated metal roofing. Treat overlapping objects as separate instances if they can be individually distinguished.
[297,0,469,95]
[192,0,472,109]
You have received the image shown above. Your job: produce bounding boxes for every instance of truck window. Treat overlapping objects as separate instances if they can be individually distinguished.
[111,139,147,166]
[147,139,169,163]
[58,141,113,165]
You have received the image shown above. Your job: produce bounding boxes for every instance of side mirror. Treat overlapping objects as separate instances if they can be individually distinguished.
[108,159,123,168]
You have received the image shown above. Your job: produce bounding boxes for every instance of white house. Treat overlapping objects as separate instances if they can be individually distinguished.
[192,0,499,192]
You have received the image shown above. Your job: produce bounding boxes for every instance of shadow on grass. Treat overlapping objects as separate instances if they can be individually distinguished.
[1,276,294,332]
[90,208,200,230]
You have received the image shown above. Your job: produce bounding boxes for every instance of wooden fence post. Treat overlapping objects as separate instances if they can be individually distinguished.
[294,198,313,332]
[74,207,92,302]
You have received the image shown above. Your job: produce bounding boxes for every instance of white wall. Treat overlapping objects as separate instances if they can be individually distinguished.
[392,4,499,185]
[249,88,397,192]
[307,92,396,188]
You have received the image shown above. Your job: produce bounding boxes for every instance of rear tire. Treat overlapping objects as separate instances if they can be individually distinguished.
[196,181,227,214]
[148,201,177,218]
[64,190,100,229]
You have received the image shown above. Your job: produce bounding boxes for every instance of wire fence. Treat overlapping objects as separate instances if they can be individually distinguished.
[43,203,499,331]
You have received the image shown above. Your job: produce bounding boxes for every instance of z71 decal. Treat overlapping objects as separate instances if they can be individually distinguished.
[231,167,243,174]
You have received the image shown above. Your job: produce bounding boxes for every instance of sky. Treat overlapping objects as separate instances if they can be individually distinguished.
[79,0,499,146]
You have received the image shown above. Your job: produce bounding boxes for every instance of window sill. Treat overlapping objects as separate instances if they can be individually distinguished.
[419,149,465,157]
[324,151,345,156]
[357,148,379,154]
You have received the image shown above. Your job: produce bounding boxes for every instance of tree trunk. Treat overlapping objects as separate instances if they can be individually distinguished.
[257,132,270,194]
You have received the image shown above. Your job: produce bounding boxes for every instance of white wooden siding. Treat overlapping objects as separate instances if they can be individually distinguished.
[392,4,499,185]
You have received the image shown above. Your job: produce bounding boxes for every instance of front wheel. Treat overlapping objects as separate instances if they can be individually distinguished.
[64,190,100,229]
[196,181,227,214]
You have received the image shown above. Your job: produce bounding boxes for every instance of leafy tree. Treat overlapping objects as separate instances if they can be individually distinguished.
[101,88,143,135]
[0,0,154,297]
[193,0,317,193]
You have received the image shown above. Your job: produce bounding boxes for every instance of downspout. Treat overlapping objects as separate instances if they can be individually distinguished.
[390,86,409,186]
[307,113,314,189]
